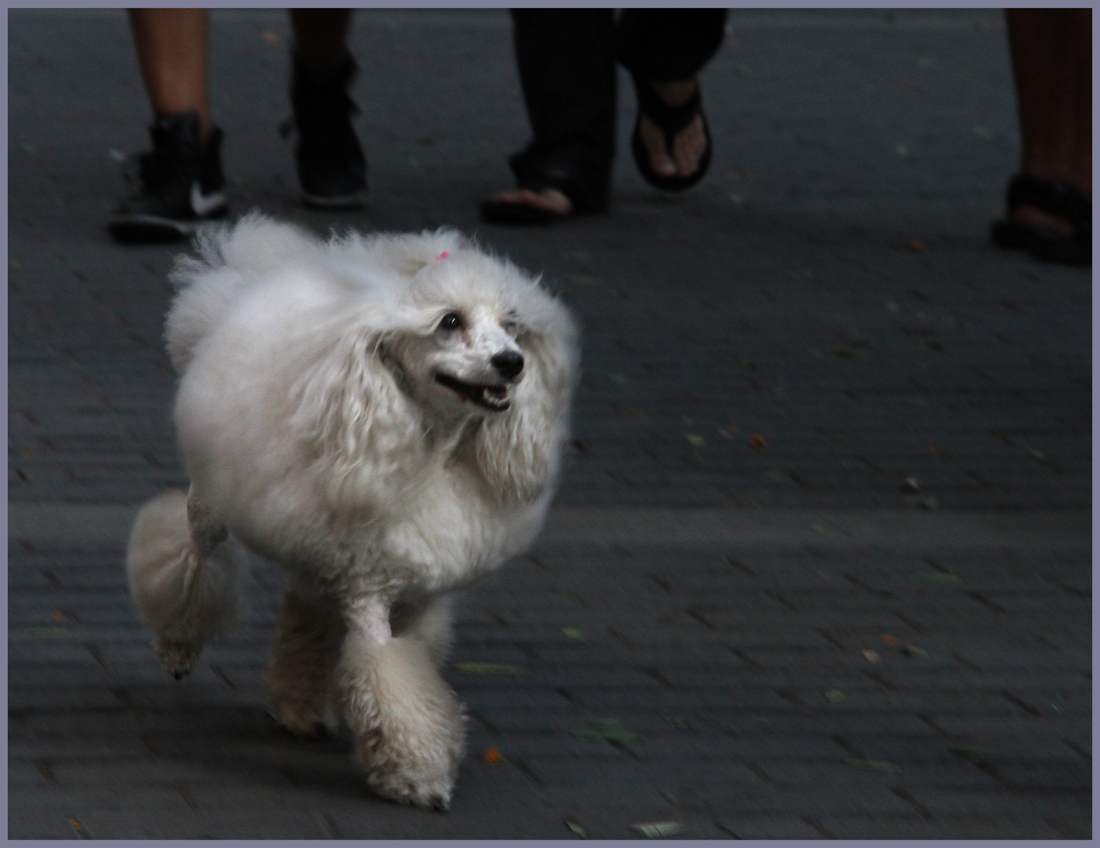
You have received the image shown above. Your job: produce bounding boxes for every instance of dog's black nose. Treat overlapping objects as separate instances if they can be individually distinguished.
[491,350,524,379]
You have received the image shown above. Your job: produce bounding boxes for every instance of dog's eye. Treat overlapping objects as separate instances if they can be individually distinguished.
[438,312,463,331]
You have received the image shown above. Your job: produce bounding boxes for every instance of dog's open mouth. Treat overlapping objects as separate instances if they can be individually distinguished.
[434,373,511,412]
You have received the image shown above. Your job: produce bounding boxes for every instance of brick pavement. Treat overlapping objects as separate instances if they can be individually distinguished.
[8,8,1091,839]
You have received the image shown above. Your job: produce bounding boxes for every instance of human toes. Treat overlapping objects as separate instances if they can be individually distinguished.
[639,115,677,177]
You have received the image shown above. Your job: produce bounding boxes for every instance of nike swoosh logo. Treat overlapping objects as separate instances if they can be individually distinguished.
[190,181,227,217]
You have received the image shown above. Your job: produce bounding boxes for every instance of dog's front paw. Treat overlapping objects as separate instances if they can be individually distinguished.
[356,704,466,810]
[155,638,202,679]
[362,738,460,810]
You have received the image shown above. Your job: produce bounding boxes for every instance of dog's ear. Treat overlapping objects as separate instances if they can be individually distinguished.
[474,315,579,505]
[294,329,424,508]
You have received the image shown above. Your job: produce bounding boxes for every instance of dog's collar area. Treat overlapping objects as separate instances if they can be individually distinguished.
[434,372,511,412]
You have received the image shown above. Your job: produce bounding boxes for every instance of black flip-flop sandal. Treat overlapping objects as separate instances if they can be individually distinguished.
[630,74,713,193]
[479,174,598,225]
[990,174,1091,267]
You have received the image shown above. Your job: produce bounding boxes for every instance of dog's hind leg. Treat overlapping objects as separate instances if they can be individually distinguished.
[126,487,247,679]
[268,577,345,737]
[390,594,456,669]
[337,595,465,810]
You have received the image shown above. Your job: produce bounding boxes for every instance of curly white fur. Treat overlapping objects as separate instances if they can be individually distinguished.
[125,214,578,809]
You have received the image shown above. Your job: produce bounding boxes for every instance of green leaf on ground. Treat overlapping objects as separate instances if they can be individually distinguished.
[847,758,901,772]
[451,662,524,676]
[632,821,685,838]
[574,717,640,744]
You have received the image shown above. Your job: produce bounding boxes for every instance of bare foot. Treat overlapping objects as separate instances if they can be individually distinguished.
[1012,203,1077,237]
[485,187,572,216]
[638,79,707,179]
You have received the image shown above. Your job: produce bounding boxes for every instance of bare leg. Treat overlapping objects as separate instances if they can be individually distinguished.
[268,578,344,736]
[1005,9,1091,235]
[128,9,211,141]
[289,8,352,71]
[337,596,465,809]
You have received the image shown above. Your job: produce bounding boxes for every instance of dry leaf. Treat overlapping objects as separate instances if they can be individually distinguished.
[685,434,706,448]
[823,689,846,702]
[908,238,925,252]
[484,747,504,765]
[861,649,881,663]
[928,443,944,456]
[261,30,279,44]
[880,634,899,645]
[562,628,586,640]
[748,435,768,450]
[52,611,67,623]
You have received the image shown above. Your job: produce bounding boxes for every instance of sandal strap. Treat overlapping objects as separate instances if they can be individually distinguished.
[1007,174,1092,236]
[632,74,703,146]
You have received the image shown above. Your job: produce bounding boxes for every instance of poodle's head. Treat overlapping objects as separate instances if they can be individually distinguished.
[309,232,578,505]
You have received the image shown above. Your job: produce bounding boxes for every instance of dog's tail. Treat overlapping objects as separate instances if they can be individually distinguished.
[125,488,247,679]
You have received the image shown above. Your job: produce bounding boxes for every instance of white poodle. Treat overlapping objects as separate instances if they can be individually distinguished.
[125,214,578,809]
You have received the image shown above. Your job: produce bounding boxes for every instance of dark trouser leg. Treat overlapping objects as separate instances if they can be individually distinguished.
[617,9,728,82]
[508,9,616,212]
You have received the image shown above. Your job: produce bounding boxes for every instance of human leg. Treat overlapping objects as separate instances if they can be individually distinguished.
[109,9,227,242]
[480,9,616,223]
[992,9,1091,265]
[618,9,727,189]
[288,9,366,208]
[129,8,212,139]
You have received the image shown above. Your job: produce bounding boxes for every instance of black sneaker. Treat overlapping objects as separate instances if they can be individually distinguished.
[289,53,367,209]
[108,111,228,242]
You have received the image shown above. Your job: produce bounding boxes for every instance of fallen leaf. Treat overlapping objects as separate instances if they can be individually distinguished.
[25,627,71,639]
[685,434,706,448]
[914,572,960,584]
[261,30,279,44]
[52,611,67,623]
[901,644,929,658]
[847,758,901,773]
[716,427,734,440]
[908,238,925,252]
[451,662,524,676]
[484,747,504,765]
[950,746,997,758]
[564,819,588,839]
[748,435,768,450]
[880,634,899,645]
[861,649,881,663]
[928,443,944,456]
[69,818,90,838]
[900,476,921,493]
[1029,448,1047,461]
[631,821,685,838]
[574,718,640,744]
[723,422,741,435]
[561,628,586,640]
[823,689,846,702]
